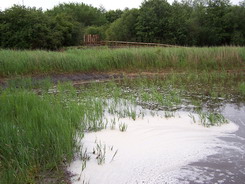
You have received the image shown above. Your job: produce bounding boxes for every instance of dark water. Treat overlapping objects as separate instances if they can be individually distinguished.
[179,103,245,184]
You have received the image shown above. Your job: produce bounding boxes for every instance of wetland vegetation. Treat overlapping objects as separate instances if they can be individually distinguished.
[1,0,245,183]
[0,67,244,183]
[0,46,245,76]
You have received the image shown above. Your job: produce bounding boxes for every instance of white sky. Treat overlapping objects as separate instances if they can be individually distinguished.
[0,0,242,11]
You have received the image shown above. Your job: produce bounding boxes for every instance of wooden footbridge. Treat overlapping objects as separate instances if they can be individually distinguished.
[83,34,180,48]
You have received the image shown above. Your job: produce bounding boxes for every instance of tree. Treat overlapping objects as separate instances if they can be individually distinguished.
[136,0,172,43]
[1,1,245,49]
[0,5,83,49]
[49,13,83,46]
[187,0,209,46]
[204,0,232,45]
[168,0,193,45]
[105,10,124,23]
[47,3,107,26]
[0,5,62,49]
[46,3,107,46]
[229,4,245,45]
[106,9,139,41]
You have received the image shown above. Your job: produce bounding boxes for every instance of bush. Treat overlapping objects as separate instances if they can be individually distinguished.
[0,5,84,50]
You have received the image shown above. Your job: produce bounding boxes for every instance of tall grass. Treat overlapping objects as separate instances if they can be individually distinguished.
[0,80,117,183]
[0,88,84,183]
[0,47,244,76]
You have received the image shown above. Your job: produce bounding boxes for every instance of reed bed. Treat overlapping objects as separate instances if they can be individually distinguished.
[0,47,244,76]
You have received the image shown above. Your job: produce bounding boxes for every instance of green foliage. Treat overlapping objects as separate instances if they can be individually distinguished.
[204,0,232,45]
[116,0,245,46]
[1,0,245,49]
[136,0,172,43]
[168,0,193,45]
[229,5,245,45]
[0,5,83,49]
[0,6,60,49]
[105,9,124,23]
[0,3,107,49]
[47,3,107,26]
[85,25,108,40]
[106,9,139,41]
[51,13,84,46]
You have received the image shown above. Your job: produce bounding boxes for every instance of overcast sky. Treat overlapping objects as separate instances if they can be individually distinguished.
[0,0,242,11]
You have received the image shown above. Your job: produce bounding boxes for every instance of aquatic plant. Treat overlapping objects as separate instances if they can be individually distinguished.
[192,111,229,127]
[188,113,197,124]
[164,111,175,118]
[93,141,106,165]
[119,123,128,132]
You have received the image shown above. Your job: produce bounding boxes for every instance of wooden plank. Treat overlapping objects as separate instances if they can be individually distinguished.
[100,41,181,47]
[83,35,181,47]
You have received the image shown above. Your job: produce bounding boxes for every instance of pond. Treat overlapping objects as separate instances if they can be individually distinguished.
[67,98,245,184]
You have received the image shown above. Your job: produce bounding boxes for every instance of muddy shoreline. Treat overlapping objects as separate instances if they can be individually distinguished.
[1,69,244,88]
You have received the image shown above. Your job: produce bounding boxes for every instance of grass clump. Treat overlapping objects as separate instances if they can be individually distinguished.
[0,89,83,184]
[196,111,228,127]
[119,123,128,132]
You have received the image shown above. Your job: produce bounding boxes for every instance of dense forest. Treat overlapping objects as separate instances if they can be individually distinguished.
[0,0,245,50]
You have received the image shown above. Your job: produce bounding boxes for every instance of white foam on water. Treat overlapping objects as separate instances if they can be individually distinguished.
[67,111,238,184]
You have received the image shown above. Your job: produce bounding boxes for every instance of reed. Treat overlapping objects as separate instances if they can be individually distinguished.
[0,47,244,76]
[0,89,84,183]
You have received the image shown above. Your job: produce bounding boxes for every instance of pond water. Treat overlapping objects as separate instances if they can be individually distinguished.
[67,102,245,184]
[179,104,245,184]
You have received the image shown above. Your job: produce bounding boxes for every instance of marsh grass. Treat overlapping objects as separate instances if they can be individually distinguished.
[0,47,244,76]
[123,71,245,101]
[190,111,229,127]
[164,111,175,118]
[0,89,83,183]
[0,82,114,183]
[119,123,128,132]
[0,71,244,183]
[93,141,106,165]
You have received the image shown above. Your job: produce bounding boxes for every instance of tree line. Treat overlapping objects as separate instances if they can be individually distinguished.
[0,0,245,50]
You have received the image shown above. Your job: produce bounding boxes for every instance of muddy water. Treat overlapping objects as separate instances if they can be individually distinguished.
[68,102,245,184]
[177,103,245,184]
